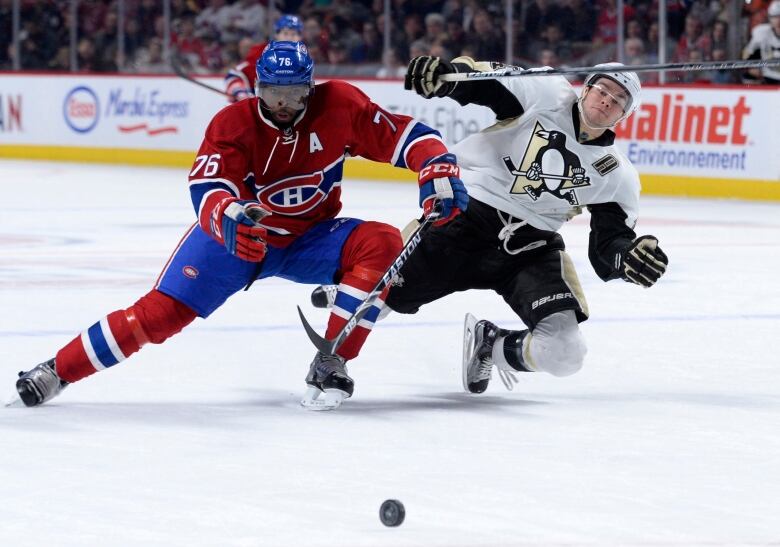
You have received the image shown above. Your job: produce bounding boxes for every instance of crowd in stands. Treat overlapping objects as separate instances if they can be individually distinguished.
[0,0,777,84]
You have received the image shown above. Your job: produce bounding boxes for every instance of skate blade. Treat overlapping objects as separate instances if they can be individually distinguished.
[462,313,478,393]
[300,386,347,411]
[4,390,25,408]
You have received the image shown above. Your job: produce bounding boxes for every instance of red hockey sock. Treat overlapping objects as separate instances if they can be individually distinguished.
[55,290,197,383]
[326,222,402,361]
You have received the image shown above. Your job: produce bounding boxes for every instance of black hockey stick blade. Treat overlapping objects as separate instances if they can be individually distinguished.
[296,305,333,354]
[296,202,443,355]
[296,305,374,355]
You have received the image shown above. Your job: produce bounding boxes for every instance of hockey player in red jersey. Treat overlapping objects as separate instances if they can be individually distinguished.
[14,41,468,411]
[225,14,303,102]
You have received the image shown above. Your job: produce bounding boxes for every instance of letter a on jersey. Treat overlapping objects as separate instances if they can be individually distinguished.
[502,121,591,206]
[309,132,323,153]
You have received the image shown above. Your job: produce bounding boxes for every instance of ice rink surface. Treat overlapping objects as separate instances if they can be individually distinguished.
[1,160,779,546]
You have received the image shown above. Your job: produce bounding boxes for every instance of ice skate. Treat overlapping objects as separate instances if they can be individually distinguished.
[14,359,68,407]
[462,314,522,393]
[301,352,354,411]
[310,284,338,309]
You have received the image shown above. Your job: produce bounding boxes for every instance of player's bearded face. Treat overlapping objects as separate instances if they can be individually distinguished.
[258,84,311,123]
[581,78,628,128]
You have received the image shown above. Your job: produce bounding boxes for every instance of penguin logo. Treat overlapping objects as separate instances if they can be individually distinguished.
[503,121,590,206]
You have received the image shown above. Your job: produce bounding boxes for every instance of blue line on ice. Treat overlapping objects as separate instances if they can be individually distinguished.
[2,312,779,338]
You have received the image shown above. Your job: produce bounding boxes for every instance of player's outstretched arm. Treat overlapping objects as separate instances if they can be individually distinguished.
[404,56,523,120]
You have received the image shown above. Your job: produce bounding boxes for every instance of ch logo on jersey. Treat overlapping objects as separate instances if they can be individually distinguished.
[257,171,328,215]
[503,121,591,206]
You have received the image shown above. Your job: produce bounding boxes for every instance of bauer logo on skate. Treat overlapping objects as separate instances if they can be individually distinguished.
[63,86,99,133]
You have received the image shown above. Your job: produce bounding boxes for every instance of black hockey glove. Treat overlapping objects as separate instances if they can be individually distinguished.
[620,235,668,288]
[404,56,457,99]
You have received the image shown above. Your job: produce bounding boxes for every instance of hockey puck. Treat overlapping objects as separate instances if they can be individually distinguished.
[379,499,405,527]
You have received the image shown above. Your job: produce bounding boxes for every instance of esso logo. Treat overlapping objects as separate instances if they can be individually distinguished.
[63,86,100,133]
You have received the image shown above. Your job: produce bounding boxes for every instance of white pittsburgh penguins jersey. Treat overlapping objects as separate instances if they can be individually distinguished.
[452,75,640,232]
[743,24,780,81]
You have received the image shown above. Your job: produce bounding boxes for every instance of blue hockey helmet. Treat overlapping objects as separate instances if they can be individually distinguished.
[274,14,303,34]
[256,41,314,87]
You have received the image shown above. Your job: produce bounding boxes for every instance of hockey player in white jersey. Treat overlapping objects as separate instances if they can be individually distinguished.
[743,0,780,84]
[396,55,668,393]
[310,56,668,394]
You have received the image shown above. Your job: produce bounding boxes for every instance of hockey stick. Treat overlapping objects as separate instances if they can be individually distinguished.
[170,54,228,97]
[439,58,780,82]
[297,203,443,356]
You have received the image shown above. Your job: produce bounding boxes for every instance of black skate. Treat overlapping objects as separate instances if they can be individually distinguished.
[15,359,68,407]
[301,352,353,411]
[462,314,526,393]
[310,284,338,309]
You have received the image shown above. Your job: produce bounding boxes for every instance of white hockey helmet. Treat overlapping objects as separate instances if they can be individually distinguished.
[769,0,780,17]
[582,62,641,124]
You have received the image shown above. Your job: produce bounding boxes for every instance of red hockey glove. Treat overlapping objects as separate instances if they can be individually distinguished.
[203,196,270,262]
[418,153,469,225]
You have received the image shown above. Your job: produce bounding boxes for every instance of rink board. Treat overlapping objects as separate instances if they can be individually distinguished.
[1,72,778,200]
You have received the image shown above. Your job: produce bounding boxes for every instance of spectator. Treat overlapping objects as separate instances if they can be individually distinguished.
[303,16,330,62]
[626,19,644,41]
[327,40,350,65]
[625,37,658,84]
[133,38,170,74]
[465,9,503,60]
[356,21,383,62]
[742,0,780,84]
[395,13,424,62]
[673,13,712,62]
[593,0,636,48]
[530,23,573,63]
[124,19,146,63]
[223,0,273,42]
[711,20,729,52]
[421,12,447,50]
[525,0,564,40]
[408,38,430,60]
[376,46,406,78]
[679,48,709,83]
[195,0,233,38]
[46,45,69,71]
[174,16,206,71]
[429,40,453,60]
[442,16,467,55]
[708,47,737,84]
[77,36,115,72]
[559,0,597,43]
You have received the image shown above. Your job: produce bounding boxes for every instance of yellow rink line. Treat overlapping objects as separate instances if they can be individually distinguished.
[2,144,779,201]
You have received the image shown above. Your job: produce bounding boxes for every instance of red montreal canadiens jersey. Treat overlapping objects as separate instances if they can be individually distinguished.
[189,80,447,247]
[224,43,266,100]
